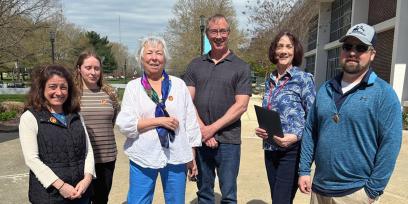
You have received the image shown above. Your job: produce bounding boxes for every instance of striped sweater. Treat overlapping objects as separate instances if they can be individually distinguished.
[80,88,118,163]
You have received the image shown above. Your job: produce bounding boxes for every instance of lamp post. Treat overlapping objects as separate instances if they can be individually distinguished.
[49,31,56,64]
[124,58,127,83]
[200,15,205,55]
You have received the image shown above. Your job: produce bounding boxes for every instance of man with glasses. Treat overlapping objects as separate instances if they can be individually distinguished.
[183,14,251,203]
[298,23,402,204]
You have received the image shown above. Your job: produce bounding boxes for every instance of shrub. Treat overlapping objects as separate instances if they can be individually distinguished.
[0,111,17,121]
[403,112,408,130]
[0,101,24,114]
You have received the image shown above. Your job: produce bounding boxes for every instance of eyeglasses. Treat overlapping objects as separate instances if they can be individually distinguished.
[207,29,230,36]
[342,43,371,53]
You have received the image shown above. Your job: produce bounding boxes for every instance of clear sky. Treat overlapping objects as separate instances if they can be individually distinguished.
[62,0,249,54]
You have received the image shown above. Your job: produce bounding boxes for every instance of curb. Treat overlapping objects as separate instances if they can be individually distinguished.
[0,124,19,133]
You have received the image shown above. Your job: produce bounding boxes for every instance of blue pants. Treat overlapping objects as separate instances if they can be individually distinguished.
[196,143,241,204]
[127,161,187,204]
[264,144,300,204]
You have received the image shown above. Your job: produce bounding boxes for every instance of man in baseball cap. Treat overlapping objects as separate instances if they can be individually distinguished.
[340,23,377,46]
[298,22,402,204]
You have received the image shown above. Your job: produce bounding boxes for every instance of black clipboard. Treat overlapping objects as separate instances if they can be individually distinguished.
[254,105,284,144]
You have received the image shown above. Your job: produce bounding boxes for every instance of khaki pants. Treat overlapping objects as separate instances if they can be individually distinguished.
[310,188,380,204]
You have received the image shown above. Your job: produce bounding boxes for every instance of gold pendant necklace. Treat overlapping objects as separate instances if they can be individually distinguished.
[332,114,340,123]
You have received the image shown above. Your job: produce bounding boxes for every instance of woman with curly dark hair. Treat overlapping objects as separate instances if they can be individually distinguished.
[19,65,95,204]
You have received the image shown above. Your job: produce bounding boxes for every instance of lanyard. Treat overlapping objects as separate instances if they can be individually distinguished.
[267,76,290,110]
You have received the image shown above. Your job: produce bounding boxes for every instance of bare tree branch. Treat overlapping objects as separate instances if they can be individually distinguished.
[164,0,245,76]
[0,0,55,66]
[242,0,318,76]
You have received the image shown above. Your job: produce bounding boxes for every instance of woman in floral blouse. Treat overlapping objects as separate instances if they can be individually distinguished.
[255,30,316,204]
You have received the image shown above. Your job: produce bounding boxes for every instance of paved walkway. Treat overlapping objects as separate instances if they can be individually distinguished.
[1,95,407,203]
[109,95,408,204]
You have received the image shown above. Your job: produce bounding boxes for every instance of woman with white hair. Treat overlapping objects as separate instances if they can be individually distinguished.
[115,36,202,204]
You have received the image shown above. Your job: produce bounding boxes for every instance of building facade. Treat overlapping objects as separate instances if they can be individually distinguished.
[303,0,408,106]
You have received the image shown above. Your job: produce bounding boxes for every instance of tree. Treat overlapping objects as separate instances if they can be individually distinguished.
[0,1,127,81]
[0,0,60,81]
[85,31,117,74]
[0,0,54,66]
[52,16,91,68]
[4,12,92,79]
[165,0,245,76]
[241,31,274,78]
[242,0,317,77]
[111,42,137,78]
[15,16,88,68]
[245,0,297,33]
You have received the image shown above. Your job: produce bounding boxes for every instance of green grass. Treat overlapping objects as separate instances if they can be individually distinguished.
[117,88,125,101]
[0,94,26,103]
[106,79,128,84]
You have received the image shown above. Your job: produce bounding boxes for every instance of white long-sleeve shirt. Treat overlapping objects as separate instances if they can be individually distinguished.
[19,111,95,188]
[116,76,202,169]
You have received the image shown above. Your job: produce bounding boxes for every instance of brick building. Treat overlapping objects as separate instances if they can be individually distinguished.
[302,0,408,106]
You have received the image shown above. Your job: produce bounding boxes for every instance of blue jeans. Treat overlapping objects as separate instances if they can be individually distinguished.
[127,161,187,204]
[196,143,241,204]
[264,144,300,204]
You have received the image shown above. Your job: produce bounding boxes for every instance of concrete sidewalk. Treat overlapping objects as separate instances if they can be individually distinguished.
[109,95,408,204]
[0,95,406,203]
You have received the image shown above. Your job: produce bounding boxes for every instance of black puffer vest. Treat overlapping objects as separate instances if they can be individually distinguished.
[28,109,91,204]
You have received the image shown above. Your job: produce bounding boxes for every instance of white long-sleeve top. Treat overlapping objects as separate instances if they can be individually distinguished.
[19,111,95,188]
[116,76,202,169]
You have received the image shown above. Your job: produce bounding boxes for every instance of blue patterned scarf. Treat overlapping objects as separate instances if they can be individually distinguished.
[141,70,175,148]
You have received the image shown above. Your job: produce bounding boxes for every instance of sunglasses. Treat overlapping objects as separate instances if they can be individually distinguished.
[342,43,370,53]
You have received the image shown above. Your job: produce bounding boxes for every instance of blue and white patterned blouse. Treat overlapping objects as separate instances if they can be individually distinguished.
[262,66,316,151]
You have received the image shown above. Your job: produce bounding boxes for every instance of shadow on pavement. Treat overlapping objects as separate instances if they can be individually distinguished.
[189,192,221,203]
[0,132,18,143]
[247,199,269,204]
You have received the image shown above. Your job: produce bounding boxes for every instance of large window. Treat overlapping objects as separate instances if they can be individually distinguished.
[307,15,318,51]
[305,55,315,75]
[368,0,396,25]
[330,0,352,42]
[326,47,342,80]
